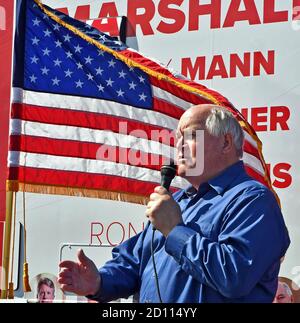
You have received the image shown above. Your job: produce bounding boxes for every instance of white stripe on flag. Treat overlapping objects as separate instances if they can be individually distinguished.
[11,90,263,158]
[12,88,179,130]
[10,119,176,158]
[243,152,265,176]
[244,131,260,150]
[8,151,188,189]
[152,86,192,110]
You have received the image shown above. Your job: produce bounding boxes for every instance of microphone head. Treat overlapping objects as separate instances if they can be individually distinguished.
[160,160,177,177]
[160,160,177,191]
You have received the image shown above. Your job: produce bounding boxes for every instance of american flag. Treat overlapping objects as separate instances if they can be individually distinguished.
[7,0,276,204]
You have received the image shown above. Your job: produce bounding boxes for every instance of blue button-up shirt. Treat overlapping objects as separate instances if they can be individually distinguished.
[92,161,290,303]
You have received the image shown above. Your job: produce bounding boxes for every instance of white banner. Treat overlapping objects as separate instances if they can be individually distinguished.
[11,0,299,301]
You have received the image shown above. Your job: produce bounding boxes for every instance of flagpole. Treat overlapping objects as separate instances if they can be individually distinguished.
[1,190,13,299]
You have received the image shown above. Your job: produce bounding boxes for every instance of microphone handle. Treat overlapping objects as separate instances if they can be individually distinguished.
[151,177,172,231]
[161,177,172,192]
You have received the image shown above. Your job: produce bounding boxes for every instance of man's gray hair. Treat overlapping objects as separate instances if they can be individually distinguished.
[205,107,244,158]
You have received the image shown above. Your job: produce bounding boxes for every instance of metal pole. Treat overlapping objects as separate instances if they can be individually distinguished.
[1,190,13,299]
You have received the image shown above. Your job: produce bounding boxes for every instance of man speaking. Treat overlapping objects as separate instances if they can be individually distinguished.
[58,104,290,303]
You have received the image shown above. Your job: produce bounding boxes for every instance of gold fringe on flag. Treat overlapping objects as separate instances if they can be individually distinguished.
[7,180,149,205]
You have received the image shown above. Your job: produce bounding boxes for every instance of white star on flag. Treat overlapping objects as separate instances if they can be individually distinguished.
[52,77,61,86]
[55,40,62,48]
[30,74,37,83]
[74,44,83,53]
[84,56,93,64]
[139,93,147,101]
[54,58,62,66]
[97,84,104,92]
[75,80,84,88]
[117,89,125,97]
[41,66,49,75]
[87,73,94,81]
[64,69,73,78]
[95,67,103,75]
[139,76,145,83]
[53,23,61,31]
[108,59,116,68]
[31,37,40,45]
[76,62,83,69]
[118,70,126,78]
[42,48,51,56]
[66,51,73,59]
[129,81,137,90]
[99,34,106,42]
[106,78,114,87]
[30,56,39,64]
[32,18,40,26]
[63,34,71,42]
[43,29,51,37]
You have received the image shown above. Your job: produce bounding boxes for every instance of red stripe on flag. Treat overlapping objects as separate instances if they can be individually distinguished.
[150,76,211,106]
[8,166,159,196]
[244,165,267,186]
[153,98,185,120]
[11,103,176,146]
[243,140,261,161]
[9,135,163,171]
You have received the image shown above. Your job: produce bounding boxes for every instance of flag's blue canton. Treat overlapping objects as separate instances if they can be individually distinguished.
[24,1,152,109]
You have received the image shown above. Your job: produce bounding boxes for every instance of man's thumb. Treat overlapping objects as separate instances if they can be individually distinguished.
[77,249,91,265]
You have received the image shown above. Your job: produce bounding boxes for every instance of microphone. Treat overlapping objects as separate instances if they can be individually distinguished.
[160,160,177,191]
[151,160,177,303]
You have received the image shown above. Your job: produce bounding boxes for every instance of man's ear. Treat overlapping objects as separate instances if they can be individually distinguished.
[222,133,233,154]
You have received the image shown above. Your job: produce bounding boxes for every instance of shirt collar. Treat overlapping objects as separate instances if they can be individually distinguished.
[178,161,245,200]
[208,160,245,195]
